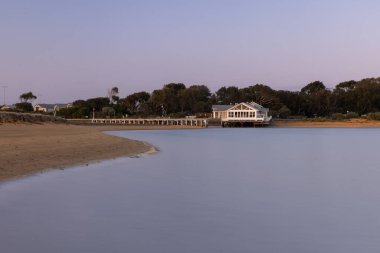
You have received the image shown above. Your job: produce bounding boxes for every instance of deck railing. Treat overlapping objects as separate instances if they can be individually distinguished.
[91,118,208,127]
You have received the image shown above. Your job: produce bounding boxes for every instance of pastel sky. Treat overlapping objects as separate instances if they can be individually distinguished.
[1,0,380,104]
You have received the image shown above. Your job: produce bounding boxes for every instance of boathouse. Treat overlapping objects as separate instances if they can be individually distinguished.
[212,102,272,127]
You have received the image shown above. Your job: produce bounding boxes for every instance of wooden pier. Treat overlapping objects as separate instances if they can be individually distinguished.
[221,120,270,127]
[91,118,208,127]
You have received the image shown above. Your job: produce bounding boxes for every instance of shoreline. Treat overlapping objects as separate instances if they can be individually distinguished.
[2,119,380,181]
[0,123,197,181]
[271,119,380,128]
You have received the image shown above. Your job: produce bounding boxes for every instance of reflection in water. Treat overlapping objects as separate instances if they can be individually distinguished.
[1,128,380,253]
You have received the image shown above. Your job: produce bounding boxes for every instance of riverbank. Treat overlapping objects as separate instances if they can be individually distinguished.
[0,123,195,181]
[272,118,380,127]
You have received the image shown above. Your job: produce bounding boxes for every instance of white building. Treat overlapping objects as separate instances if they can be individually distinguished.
[212,102,272,127]
[0,104,15,111]
[34,103,72,113]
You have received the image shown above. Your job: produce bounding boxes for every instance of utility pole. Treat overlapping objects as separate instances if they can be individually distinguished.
[0,86,8,106]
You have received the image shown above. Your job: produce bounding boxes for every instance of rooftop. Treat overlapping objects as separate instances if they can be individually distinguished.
[212,102,269,112]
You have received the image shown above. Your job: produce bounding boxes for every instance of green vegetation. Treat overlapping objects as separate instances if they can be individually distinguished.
[57,83,213,118]
[19,92,37,103]
[15,102,34,112]
[368,112,380,121]
[15,92,37,112]
[331,113,344,120]
[14,77,380,120]
[346,112,359,119]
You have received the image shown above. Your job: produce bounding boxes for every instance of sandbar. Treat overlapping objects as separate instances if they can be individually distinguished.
[0,123,192,181]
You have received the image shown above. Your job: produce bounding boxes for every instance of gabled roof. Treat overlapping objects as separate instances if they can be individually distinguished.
[212,105,234,111]
[228,102,253,111]
[212,102,269,112]
[248,102,269,112]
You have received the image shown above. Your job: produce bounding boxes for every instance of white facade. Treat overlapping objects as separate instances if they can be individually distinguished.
[33,104,48,112]
[33,103,72,113]
[212,102,271,123]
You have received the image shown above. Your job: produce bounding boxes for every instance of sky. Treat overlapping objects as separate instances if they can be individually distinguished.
[1,0,380,104]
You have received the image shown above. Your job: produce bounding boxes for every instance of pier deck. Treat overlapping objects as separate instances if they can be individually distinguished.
[221,120,271,127]
[91,118,208,127]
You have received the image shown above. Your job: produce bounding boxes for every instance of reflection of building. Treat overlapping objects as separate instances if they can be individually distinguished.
[33,103,72,113]
[212,102,272,127]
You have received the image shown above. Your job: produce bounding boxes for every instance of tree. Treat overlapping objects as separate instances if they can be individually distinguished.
[193,101,209,113]
[108,87,119,104]
[150,83,186,114]
[19,92,37,103]
[179,85,211,113]
[301,81,326,95]
[335,80,357,92]
[215,86,240,104]
[61,97,111,118]
[278,105,291,119]
[102,106,116,117]
[122,91,151,114]
[86,97,111,111]
[276,90,304,115]
[331,80,358,113]
[15,102,33,112]
[239,84,279,109]
[330,78,380,115]
[47,76,380,119]
[351,78,380,114]
[300,81,331,116]
[73,107,90,118]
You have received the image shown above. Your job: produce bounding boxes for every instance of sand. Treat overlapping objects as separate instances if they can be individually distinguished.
[2,119,379,181]
[272,118,380,128]
[0,123,193,181]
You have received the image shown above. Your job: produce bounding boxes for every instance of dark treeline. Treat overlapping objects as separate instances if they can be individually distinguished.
[58,84,211,118]
[57,77,380,119]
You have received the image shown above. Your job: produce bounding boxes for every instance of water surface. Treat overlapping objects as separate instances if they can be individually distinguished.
[1,128,380,253]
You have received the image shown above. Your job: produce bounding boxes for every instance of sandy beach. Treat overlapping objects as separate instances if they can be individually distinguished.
[272,119,380,128]
[0,123,194,181]
[2,119,380,181]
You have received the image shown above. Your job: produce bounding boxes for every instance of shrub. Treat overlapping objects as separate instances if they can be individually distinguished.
[311,117,329,122]
[15,102,33,112]
[74,107,90,118]
[346,112,359,119]
[368,112,380,120]
[102,106,115,116]
[169,112,187,118]
[278,105,291,119]
[268,110,278,118]
[331,113,344,120]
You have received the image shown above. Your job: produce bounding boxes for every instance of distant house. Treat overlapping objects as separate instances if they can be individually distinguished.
[33,103,72,113]
[33,104,51,112]
[0,104,15,111]
[212,102,272,127]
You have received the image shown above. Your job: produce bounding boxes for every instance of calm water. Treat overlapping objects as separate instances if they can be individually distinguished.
[1,128,380,253]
